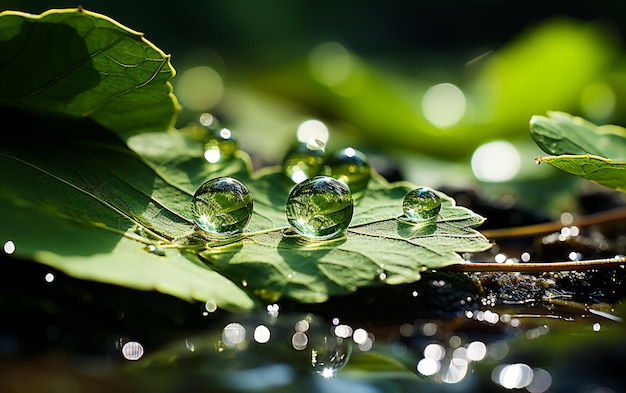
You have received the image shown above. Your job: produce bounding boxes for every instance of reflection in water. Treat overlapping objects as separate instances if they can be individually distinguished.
[254,325,271,344]
[3,240,15,254]
[122,341,144,361]
[493,363,534,389]
[222,323,246,347]
[267,303,280,318]
[291,331,308,350]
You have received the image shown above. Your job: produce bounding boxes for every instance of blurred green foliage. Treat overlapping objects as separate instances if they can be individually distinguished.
[3,1,626,204]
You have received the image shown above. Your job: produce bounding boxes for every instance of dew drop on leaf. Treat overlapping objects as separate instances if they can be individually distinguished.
[322,147,371,192]
[282,142,326,183]
[142,244,166,256]
[402,187,442,222]
[191,177,253,235]
[204,127,238,163]
[285,176,354,240]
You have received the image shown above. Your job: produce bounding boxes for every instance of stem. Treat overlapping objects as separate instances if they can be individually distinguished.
[444,255,626,273]
[480,206,626,239]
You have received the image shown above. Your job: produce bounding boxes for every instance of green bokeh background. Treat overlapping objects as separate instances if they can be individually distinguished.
[3,1,626,207]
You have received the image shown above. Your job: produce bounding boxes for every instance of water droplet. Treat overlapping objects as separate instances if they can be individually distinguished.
[282,142,326,183]
[204,128,238,163]
[534,158,541,165]
[310,331,352,377]
[191,177,253,236]
[402,187,442,222]
[286,176,354,240]
[322,147,371,192]
[143,244,166,256]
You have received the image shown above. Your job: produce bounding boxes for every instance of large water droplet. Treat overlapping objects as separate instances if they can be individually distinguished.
[402,187,442,222]
[286,176,353,240]
[282,142,326,183]
[322,147,371,192]
[191,177,253,235]
[204,127,238,163]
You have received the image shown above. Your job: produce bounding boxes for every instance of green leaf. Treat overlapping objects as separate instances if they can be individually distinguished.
[0,8,180,137]
[128,132,491,303]
[1,104,490,307]
[0,9,490,308]
[530,111,626,159]
[535,155,626,192]
[0,107,255,311]
[530,111,626,191]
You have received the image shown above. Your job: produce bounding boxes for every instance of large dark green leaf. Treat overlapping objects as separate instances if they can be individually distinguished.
[0,107,255,311]
[0,8,179,136]
[0,9,491,308]
[1,105,491,307]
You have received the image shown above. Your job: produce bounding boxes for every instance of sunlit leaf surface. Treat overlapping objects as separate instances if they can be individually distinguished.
[0,9,491,308]
[1,105,490,307]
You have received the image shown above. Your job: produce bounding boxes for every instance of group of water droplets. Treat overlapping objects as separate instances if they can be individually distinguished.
[189,114,442,240]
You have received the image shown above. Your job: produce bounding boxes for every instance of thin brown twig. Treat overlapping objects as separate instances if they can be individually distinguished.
[444,255,626,273]
[480,206,626,240]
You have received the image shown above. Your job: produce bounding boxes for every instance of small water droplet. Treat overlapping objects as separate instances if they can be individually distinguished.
[534,158,541,165]
[282,142,326,183]
[402,187,442,222]
[322,147,371,192]
[204,128,238,163]
[191,177,253,236]
[286,176,354,240]
[143,244,166,256]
